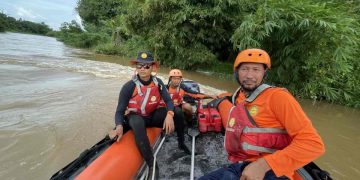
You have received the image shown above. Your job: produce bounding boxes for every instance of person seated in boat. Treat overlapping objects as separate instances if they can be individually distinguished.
[200,48,325,180]
[165,69,217,124]
[109,51,190,177]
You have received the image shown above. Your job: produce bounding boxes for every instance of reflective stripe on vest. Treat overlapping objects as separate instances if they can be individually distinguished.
[141,88,152,115]
[127,108,137,112]
[243,127,288,133]
[241,142,277,154]
[176,84,180,93]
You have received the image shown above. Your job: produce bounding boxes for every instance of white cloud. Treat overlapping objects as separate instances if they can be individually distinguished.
[15,6,47,20]
[1,0,79,30]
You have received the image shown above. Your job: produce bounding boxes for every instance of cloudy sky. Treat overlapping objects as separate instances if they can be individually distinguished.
[0,0,81,30]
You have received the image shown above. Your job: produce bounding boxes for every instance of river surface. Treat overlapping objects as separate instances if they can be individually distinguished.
[0,32,359,180]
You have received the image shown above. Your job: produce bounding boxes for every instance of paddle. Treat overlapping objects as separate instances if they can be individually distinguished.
[150,135,167,180]
[188,127,200,180]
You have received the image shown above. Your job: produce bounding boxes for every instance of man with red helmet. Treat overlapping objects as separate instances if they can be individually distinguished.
[166,69,216,121]
[200,49,325,180]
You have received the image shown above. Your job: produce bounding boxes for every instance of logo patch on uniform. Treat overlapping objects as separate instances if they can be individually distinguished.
[173,99,178,103]
[228,118,235,128]
[249,105,259,117]
[141,53,147,59]
[151,96,156,102]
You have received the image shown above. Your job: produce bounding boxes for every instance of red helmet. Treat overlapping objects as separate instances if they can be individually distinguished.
[169,69,182,77]
[233,49,271,71]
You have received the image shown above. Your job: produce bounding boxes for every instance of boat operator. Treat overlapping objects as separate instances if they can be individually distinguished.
[200,48,325,180]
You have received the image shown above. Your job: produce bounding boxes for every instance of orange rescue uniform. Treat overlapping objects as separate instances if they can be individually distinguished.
[218,87,325,179]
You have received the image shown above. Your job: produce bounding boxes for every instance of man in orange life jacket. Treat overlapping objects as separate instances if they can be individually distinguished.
[109,51,190,177]
[200,49,325,180]
[166,69,216,124]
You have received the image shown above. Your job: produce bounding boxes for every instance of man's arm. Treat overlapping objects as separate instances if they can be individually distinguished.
[264,90,325,177]
[180,83,215,99]
[157,78,175,134]
[114,81,134,125]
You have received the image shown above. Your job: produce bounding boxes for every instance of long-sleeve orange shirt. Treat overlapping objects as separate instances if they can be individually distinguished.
[218,87,325,179]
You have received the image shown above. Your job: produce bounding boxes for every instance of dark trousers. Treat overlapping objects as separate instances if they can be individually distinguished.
[126,107,185,166]
[199,162,288,180]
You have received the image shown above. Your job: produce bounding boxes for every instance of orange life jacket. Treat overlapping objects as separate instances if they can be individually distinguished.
[169,86,183,106]
[225,84,292,162]
[158,85,184,107]
[127,76,161,116]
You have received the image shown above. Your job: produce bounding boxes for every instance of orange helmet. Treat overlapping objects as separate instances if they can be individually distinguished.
[233,49,271,71]
[169,69,182,77]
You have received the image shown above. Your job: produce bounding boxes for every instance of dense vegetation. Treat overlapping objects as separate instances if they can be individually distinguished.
[55,20,109,48]
[0,12,52,35]
[57,0,360,108]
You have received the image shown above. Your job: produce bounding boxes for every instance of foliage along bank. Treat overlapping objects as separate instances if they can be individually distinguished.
[56,0,360,108]
[0,12,52,35]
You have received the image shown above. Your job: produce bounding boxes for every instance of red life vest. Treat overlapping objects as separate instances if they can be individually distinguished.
[127,77,161,116]
[170,86,183,106]
[158,86,183,107]
[225,84,292,162]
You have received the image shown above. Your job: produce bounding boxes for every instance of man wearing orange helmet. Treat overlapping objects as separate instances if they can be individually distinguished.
[200,49,325,180]
[166,69,216,123]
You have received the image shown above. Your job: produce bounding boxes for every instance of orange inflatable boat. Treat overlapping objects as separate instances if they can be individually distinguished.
[51,127,163,180]
[51,81,332,180]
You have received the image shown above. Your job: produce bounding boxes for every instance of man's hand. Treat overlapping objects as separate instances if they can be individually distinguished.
[109,125,123,142]
[163,113,174,134]
[240,158,271,180]
[124,109,130,116]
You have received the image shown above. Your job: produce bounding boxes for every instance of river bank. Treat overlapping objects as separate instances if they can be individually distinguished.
[56,35,360,109]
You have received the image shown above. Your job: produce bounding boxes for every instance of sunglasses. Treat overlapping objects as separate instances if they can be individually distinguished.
[136,63,152,69]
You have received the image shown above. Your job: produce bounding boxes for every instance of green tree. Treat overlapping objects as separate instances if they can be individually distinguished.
[56,0,360,107]
[76,0,122,26]
[60,20,83,33]
[56,20,109,48]
[119,0,245,69]
[231,0,360,106]
[0,12,52,35]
